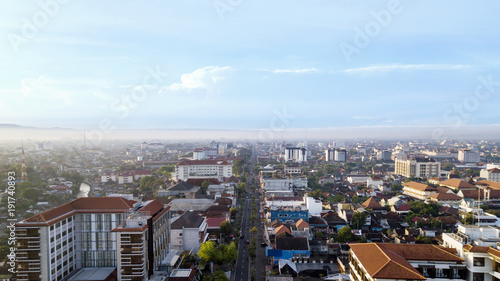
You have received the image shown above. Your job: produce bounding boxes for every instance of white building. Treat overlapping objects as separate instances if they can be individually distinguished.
[480,167,500,183]
[170,212,208,252]
[173,160,233,182]
[376,150,392,161]
[346,174,370,184]
[305,196,322,216]
[261,177,308,191]
[285,147,307,163]
[325,149,347,162]
[458,149,480,163]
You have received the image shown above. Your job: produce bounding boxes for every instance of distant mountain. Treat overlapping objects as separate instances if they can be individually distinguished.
[0,124,72,130]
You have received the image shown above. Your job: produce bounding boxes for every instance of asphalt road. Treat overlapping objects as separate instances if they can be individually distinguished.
[234,191,252,280]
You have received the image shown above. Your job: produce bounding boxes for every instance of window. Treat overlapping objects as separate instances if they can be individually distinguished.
[473,273,484,281]
[474,257,485,267]
[436,268,445,278]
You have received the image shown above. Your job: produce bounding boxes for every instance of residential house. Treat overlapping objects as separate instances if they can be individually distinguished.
[266,237,310,265]
[170,211,208,252]
[349,243,466,281]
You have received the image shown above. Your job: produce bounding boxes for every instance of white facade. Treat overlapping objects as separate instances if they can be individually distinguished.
[480,167,500,183]
[170,221,207,252]
[305,196,322,216]
[261,177,307,191]
[285,147,307,163]
[347,175,370,184]
[174,160,233,182]
[458,150,480,163]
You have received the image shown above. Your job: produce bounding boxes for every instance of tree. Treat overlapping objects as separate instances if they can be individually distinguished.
[219,221,233,238]
[463,212,474,225]
[230,207,239,218]
[249,226,257,235]
[198,241,237,266]
[314,231,326,239]
[203,270,229,281]
[139,176,156,192]
[19,187,41,202]
[336,226,355,242]
[351,212,368,229]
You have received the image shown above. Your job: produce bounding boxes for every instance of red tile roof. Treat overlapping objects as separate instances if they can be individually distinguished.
[439,179,476,189]
[350,243,464,280]
[20,197,136,226]
[205,217,227,228]
[403,181,437,192]
[177,160,231,166]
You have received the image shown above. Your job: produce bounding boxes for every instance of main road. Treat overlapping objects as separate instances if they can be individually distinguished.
[234,179,252,280]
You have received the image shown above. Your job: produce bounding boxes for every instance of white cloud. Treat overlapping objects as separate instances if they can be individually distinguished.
[162,66,232,94]
[343,64,469,73]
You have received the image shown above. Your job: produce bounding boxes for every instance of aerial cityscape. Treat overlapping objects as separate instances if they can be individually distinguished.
[1,1,500,281]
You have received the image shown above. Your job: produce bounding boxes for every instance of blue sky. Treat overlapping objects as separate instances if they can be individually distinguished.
[1,0,500,132]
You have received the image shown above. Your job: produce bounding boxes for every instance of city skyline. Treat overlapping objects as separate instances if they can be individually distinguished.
[1,1,500,136]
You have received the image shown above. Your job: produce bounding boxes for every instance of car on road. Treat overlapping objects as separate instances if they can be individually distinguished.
[245,240,250,244]
[239,234,244,239]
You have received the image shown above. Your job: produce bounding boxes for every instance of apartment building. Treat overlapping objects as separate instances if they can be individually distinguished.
[462,245,500,281]
[349,243,466,281]
[15,197,170,281]
[173,160,232,182]
[480,168,500,183]
[395,156,441,178]
[113,200,171,281]
[458,149,480,163]
[326,149,347,162]
[284,147,307,163]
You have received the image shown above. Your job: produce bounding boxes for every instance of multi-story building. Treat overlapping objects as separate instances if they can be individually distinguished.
[260,177,308,190]
[402,181,438,201]
[395,156,441,178]
[480,168,500,183]
[173,160,233,182]
[15,197,171,281]
[334,149,347,162]
[113,200,171,281]
[458,149,480,163]
[376,150,392,161]
[462,244,500,281]
[325,149,335,162]
[192,147,218,160]
[284,147,307,163]
[349,243,466,281]
[284,163,302,175]
[325,149,347,162]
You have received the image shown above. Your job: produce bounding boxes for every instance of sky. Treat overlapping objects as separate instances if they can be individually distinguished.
[1,0,500,136]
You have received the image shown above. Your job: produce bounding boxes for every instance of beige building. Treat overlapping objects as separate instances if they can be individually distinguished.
[395,156,441,178]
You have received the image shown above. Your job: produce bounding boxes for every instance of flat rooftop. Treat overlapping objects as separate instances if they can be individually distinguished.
[171,269,192,277]
[68,268,115,281]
